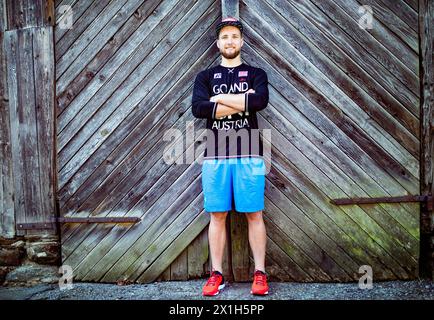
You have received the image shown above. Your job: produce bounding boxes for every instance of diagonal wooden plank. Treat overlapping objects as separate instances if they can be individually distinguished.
[136,208,209,283]
[63,126,206,277]
[58,14,219,206]
[377,0,418,32]
[56,0,195,128]
[243,40,419,194]
[355,0,418,51]
[56,0,144,95]
[262,119,416,278]
[265,91,419,241]
[74,158,202,281]
[264,101,419,249]
[61,93,201,260]
[55,0,109,61]
[55,0,162,114]
[56,0,126,77]
[243,0,419,158]
[272,0,419,111]
[54,0,85,44]
[264,197,341,281]
[334,0,418,75]
[263,217,316,281]
[100,180,203,282]
[57,1,218,182]
[243,48,419,218]
[311,0,419,95]
[266,155,396,279]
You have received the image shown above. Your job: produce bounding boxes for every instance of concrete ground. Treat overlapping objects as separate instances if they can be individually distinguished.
[1,279,434,300]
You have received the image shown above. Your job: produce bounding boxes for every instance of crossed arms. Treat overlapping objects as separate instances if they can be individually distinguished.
[211,90,254,118]
[191,69,269,119]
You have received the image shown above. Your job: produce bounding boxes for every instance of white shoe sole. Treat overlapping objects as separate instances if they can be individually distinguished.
[204,283,225,296]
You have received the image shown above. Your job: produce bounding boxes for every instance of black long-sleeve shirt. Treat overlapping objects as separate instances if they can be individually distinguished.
[192,63,269,159]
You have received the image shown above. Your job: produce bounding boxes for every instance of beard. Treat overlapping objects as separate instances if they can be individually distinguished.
[220,46,241,59]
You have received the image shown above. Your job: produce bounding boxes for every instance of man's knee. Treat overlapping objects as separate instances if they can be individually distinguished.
[210,211,228,223]
[245,210,263,223]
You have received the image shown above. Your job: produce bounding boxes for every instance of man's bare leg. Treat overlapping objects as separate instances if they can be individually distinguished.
[245,210,266,272]
[208,211,228,273]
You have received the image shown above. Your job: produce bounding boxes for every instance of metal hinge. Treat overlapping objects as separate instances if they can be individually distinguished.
[330,194,433,211]
[16,216,141,230]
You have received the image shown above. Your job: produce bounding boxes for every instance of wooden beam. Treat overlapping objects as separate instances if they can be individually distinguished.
[221,0,239,19]
[0,0,15,238]
[4,0,54,30]
[419,0,434,278]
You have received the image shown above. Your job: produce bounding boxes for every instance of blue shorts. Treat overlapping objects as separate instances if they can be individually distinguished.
[201,157,266,213]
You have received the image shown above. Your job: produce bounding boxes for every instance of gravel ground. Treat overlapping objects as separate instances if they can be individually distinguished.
[1,279,434,300]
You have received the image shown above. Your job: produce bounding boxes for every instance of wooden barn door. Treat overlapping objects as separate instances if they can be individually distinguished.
[56,0,220,283]
[56,0,421,283]
[239,0,421,281]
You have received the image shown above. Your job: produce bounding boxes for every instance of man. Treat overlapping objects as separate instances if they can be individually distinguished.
[191,17,269,296]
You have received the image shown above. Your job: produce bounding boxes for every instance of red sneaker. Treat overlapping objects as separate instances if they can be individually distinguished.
[251,270,269,295]
[202,271,225,296]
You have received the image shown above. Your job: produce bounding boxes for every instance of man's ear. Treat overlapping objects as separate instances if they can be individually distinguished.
[240,37,244,48]
[216,39,220,49]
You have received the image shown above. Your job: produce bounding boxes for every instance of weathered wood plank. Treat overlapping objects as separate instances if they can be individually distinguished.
[378,0,418,32]
[356,0,418,51]
[170,250,188,281]
[85,148,206,284]
[56,0,190,123]
[32,26,56,235]
[58,7,219,207]
[242,38,419,194]
[263,101,419,256]
[137,210,209,283]
[419,0,434,278]
[403,0,419,13]
[56,0,143,96]
[56,0,127,79]
[57,0,217,173]
[54,0,87,44]
[187,228,208,279]
[61,111,204,261]
[230,212,250,281]
[55,0,161,114]
[5,29,44,235]
[222,0,238,18]
[264,89,418,240]
[156,266,171,282]
[245,46,418,218]
[264,200,332,281]
[64,141,203,279]
[266,150,397,280]
[244,0,420,158]
[313,0,419,95]
[334,0,418,75]
[261,116,416,278]
[264,223,310,281]
[86,172,204,282]
[54,0,109,62]
[0,0,15,238]
[266,0,419,113]
[5,0,54,30]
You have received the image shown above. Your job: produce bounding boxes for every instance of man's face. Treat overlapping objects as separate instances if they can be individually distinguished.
[217,26,243,59]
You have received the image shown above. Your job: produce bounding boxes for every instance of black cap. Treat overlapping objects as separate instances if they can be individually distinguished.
[215,17,244,38]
